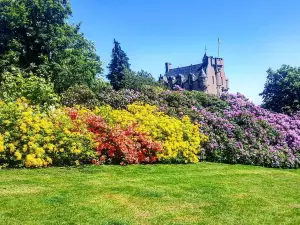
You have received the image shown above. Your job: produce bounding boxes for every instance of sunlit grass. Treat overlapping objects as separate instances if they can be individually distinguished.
[0,163,300,225]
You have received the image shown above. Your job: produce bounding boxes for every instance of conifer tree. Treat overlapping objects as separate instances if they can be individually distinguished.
[107,39,130,90]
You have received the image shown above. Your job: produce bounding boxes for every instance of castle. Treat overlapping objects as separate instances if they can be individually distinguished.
[159,52,229,96]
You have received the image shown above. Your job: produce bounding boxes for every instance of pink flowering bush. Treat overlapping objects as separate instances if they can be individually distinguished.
[196,107,293,167]
[220,93,300,167]
[223,93,300,151]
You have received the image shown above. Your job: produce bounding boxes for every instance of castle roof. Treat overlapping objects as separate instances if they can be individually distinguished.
[165,63,203,77]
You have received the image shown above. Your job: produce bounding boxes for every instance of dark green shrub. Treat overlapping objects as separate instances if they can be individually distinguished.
[61,85,100,109]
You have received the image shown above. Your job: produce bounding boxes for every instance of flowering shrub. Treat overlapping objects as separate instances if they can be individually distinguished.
[196,108,293,167]
[116,88,299,168]
[173,85,185,91]
[102,88,299,168]
[99,89,151,109]
[67,107,163,165]
[97,103,208,163]
[221,93,300,167]
[0,99,96,168]
[2,87,300,169]
[174,93,299,168]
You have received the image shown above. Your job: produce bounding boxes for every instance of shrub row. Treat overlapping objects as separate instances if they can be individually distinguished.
[76,86,300,168]
[2,83,300,168]
[0,99,206,168]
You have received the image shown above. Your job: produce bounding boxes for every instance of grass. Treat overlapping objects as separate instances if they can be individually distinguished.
[0,163,300,225]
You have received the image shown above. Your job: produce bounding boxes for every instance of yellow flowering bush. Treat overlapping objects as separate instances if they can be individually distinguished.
[0,98,207,167]
[96,103,208,163]
[0,98,96,168]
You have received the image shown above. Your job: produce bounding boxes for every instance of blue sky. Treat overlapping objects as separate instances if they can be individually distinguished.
[70,0,300,104]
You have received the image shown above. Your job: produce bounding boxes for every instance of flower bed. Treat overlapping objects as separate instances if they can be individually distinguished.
[101,88,300,168]
[0,99,207,168]
[96,103,208,163]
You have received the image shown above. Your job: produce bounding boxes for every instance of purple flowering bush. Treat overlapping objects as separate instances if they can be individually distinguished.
[147,89,299,168]
[219,93,300,167]
[196,107,294,167]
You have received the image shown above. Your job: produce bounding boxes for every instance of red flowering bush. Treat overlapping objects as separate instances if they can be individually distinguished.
[67,107,162,165]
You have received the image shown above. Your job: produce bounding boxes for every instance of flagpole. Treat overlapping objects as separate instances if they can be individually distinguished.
[218,37,220,58]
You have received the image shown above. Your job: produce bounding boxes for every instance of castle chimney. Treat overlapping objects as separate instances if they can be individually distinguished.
[165,62,172,73]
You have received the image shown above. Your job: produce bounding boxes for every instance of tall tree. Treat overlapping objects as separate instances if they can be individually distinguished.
[0,0,102,93]
[107,39,130,90]
[260,65,300,114]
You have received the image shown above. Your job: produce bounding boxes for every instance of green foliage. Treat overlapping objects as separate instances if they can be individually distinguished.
[0,69,59,107]
[260,65,300,114]
[61,84,100,109]
[90,77,111,94]
[122,68,164,91]
[0,0,102,93]
[158,90,229,119]
[61,78,111,109]
[139,85,166,101]
[107,39,130,90]
[184,91,229,112]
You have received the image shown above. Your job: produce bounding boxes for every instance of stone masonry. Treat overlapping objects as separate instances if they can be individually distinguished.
[159,52,229,96]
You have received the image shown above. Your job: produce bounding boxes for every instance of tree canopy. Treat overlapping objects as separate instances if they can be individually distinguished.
[121,68,163,91]
[0,69,59,107]
[260,65,300,114]
[0,0,102,93]
[107,39,130,90]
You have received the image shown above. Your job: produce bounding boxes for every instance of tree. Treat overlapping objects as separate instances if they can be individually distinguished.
[107,39,130,90]
[121,68,162,91]
[0,0,102,93]
[137,70,154,79]
[260,65,300,114]
[0,68,59,107]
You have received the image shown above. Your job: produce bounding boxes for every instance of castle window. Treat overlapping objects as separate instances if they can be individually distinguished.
[212,76,214,84]
[189,75,193,85]
[221,77,223,85]
[176,76,182,86]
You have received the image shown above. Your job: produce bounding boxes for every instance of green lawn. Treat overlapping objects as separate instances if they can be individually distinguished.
[0,163,300,225]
